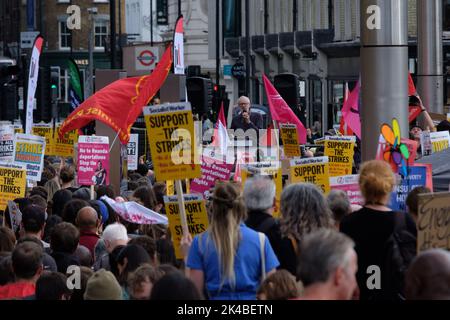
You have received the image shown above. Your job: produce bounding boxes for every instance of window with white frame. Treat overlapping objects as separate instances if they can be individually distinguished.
[94,20,109,50]
[59,21,71,50]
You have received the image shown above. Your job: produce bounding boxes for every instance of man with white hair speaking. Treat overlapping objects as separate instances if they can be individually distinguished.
[230,96,264,132]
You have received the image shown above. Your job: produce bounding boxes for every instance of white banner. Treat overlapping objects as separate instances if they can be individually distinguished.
[25,35,44,134]
[173,16,184,75]
[0,125,14,162]
[127,134,139,171]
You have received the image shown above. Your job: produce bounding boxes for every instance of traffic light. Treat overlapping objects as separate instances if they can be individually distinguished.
[186,77,213,116]
[0,64,19,121]
[35,67,52,123]
[0,82,18,121]
[50,68,59,103]
[274,73,306,125]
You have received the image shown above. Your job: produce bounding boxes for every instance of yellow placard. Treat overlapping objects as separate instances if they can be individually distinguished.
[290,156,330,194]
[32,124,55,156]
[0,164,26,211]
[144,103,201,181]
[241,163,282,218]
[13,125,23,134]
[54,126,78,158]
[166,180,174,196]
[280,124,300,158]
[324,136,355,177]
[164,194,209,259]
[417,192,450,253]
[430,131,450,153]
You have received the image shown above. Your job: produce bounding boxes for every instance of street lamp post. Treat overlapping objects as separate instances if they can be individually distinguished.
[360,0,409,161]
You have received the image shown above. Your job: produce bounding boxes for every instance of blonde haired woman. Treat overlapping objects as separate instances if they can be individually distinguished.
[185,182,279,300]
[340,160,417,301]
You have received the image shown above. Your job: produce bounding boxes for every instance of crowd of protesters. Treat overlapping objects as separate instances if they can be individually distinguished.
[0,153,449,301]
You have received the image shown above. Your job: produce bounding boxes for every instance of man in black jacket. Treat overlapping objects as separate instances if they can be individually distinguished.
[243,176,296,275]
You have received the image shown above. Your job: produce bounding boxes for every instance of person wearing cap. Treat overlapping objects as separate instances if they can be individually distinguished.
[83,269,123,300]
[20,205,49,250]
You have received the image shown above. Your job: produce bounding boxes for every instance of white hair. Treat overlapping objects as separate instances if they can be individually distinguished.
[243,175,276,211]
[102,223,128,242]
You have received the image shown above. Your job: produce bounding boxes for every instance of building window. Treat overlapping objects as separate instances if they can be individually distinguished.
[222,0,241,38]
[444,0,450,32]
[94,20,108,50]
[59,21,71,50]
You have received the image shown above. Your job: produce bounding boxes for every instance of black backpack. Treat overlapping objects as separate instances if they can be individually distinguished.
[382,212,417,300]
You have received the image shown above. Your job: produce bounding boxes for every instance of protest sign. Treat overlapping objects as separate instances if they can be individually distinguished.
[390,164,433,211]
[54,125,78,158]
[7,201,22,233]
[324,136,355,177]
[77,136,110,186]
[280,124,300,158]
[101,196,168,225]
[0,125,14,162]
[0,162,26,211]
[417,192,450,253]
[429,131,450,154]
[13,134,46,181]
[241,162,283,218]
[190,155,233,200]
[13,124,23,135]
[32,123,54,156]
[330,175,363,206]
[420,131,432,157]
[290,156,330,194]
[144,103,201,181]
[127,134,139,171]
[166,180,175,196]
[164,194,208,259]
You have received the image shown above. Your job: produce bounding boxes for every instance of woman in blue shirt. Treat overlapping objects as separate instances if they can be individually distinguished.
[185,182,279,300]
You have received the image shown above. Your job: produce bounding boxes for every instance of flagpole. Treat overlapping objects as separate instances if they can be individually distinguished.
[109,129,121,152]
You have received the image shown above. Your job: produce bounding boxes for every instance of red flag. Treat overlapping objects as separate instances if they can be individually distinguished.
[59,44,173,145]
[263,75,307,144]
[408,73,416,96]
[341,80,361,139]
[211,102,230,155]
[339,83,354,136]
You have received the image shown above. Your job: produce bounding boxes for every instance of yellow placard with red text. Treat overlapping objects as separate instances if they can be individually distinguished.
[144,103,201,181]
[32,123,55,156]
[0,163,26,211]
[163,194,209,259]
[280,124,300,158]
[290,156,330,194]
[241,162,282,218]
[54,125,79,158]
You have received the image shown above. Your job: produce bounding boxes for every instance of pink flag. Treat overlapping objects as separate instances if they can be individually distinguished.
[341,80,361,139]
[339,83,354,136]
[211,102,229,155]
[263,75,307,144]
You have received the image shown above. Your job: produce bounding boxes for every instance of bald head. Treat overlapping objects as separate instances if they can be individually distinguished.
[76,207,99,231]
[405,249,450,300]
[238,96,251,113]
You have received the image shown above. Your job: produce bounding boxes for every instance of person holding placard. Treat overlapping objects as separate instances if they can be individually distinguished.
[184,181,279,300]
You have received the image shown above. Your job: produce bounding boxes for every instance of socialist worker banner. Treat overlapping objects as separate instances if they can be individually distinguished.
[77,136,110,186]
[280,124,300,158]
[13,134,46,181]
[144,103,201,181]
[0,162,26,211]
[324,136,356,177]
[32,123,54,156]
[54,125,78,158]
[290,156,330,194]
[164,194,208,259]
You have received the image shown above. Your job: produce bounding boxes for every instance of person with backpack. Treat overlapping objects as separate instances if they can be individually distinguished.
[340,160,417,300]
[184,181,279,300]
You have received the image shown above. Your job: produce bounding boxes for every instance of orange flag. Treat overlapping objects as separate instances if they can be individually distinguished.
[59,44,173,145]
